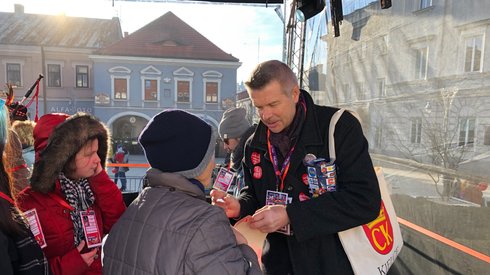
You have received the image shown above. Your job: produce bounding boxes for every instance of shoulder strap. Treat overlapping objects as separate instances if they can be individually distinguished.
[328,108,362,161]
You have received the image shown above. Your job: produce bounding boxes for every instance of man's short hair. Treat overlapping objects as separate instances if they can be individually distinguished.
[244,60,298,96]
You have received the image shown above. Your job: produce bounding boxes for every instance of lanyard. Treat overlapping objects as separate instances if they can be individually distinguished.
[48,193,75,211]
[0,191,15,205]
[267,130,296,191]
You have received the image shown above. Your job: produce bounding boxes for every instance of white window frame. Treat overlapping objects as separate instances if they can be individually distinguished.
[419,0,432,10]
[5,62,23,87]
[415,47,429,80]
[458,117,476,146]
[355,82,364,101]
[175,78,192,103]
[111,75,130,101]
[173,67,194,104]
[464,35,484,73]
[141,76,161,102]
[47,63,63,87]
[109,66,131,101]
[410,117,422,144]
[202,70,222,105]
[75,64,90,88]
[343,83,350,103]
[374,120,383,148]
[377,78,386,98]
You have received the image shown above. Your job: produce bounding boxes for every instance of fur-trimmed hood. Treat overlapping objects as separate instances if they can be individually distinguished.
[31,112,110,193]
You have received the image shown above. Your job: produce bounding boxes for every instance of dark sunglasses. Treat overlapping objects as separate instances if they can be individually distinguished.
[223,138,230,145]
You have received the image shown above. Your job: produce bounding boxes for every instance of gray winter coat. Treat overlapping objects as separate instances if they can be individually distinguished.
[103,168,262,275]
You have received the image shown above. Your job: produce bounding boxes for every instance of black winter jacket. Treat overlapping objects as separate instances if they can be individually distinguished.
[239,90,381,275]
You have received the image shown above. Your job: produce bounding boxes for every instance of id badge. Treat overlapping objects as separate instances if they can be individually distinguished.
[213,167,235,192]
[265,190,292,236]
[24,208,47,248]
[80,210,102,248]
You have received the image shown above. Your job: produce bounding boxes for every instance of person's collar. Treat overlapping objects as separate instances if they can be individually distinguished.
[145,168,206,200]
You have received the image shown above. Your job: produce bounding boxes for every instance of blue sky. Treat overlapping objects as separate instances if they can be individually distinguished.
[0,0,284,83]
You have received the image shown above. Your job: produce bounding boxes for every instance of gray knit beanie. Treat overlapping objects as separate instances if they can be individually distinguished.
[218,107,250,140]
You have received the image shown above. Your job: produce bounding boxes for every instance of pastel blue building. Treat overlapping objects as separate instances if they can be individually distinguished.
[91,12,241,153]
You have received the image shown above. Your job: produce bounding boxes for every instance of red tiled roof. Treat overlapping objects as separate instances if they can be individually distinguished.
[96,11,239,62]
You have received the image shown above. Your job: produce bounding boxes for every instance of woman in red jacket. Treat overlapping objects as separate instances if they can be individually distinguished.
[18,112,126,275]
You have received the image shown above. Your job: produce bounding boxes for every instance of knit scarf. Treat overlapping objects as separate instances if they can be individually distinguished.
[269,93,307,158]
[59,173,95,246]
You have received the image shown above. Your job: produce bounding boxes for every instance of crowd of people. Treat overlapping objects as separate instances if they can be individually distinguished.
[0,60,388,275]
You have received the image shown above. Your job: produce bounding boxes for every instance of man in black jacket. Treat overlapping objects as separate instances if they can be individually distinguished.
[212,60,381,274]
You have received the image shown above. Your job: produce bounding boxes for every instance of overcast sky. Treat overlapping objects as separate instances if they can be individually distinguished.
[0,0,284,83]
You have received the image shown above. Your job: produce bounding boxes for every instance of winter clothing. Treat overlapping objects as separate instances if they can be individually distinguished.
[0,193,50,275]
[219,107,251,140]
[112,146,129,190]
[17,112,125,275]
[138,109,216,179]
[31,113,110,193]
[240,90,381,275]
[0,222,50,275]
[103,169,261,275]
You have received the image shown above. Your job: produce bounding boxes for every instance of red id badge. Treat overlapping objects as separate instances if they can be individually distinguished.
[24,209,47,248]
[80,210,102,248]
[213,167,235,192]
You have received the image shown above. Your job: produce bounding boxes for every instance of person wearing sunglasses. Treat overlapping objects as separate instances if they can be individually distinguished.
[218,107,256,197]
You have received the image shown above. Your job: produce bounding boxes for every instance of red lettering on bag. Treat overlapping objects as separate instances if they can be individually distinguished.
[362,201,394,255]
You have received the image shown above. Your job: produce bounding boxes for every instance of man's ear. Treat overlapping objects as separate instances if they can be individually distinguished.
[292,85,300,103]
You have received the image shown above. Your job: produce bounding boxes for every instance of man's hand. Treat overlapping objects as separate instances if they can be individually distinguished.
[250,205,290,233]
[210,189,241,218]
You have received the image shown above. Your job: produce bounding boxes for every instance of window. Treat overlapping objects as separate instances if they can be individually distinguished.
[114,78,128,99]
[415,47,428,79]
[76,65,89,88]
[378,78,386,98]
[458,117,475,146]
[419,0,432,9]
[205,81,218,103]
[356,82,364,100]
[464,36,483,73]
[379,35,388,55]
[484,126,490,145]
[343,83,350,103]
[144,79,158,101]
[410,117,422,144]
[47,64,61,87]
[374,124,383,148]
[6,63,21,86]
[177,80,190,103]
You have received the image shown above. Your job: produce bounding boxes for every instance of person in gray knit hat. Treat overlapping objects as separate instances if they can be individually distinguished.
[103,109,261,275]
[218,107,256,196]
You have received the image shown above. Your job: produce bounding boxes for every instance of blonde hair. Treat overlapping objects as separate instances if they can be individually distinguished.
[11,120,36,148]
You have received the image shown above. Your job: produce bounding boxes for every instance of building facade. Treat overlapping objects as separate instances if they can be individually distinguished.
[91,12,240,153]
[321,0,490,177]
[0,4,122,117]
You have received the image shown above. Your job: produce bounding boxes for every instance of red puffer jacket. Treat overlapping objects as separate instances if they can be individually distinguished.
[18,170,126,275]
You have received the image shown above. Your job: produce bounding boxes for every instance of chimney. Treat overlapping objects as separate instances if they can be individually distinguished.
[14,4,24,15]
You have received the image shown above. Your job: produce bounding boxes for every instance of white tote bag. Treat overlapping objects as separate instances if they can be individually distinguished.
[329,109,403,275]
